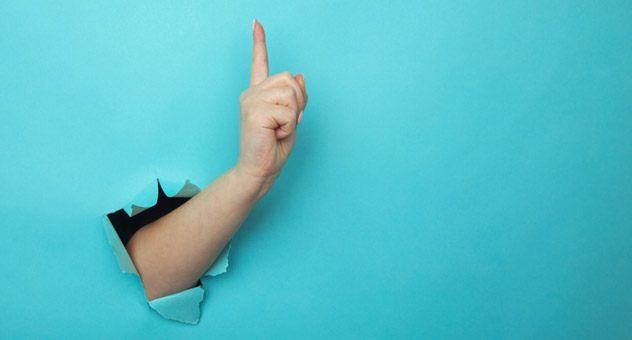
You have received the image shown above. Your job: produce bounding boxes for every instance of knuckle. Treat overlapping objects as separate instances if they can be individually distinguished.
[239,89,248,103]
[282,87,296,98]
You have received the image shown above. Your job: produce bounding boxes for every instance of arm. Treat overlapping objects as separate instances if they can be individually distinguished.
[126,19,308,301]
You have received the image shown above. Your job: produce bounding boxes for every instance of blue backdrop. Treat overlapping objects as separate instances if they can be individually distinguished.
[1,1,631,338]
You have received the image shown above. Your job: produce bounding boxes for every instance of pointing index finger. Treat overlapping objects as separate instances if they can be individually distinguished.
[250,19,269,87]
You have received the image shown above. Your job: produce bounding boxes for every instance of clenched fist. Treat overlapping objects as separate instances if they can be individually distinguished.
[235,19,308,193]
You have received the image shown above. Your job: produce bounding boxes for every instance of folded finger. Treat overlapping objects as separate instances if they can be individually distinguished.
[258,71,305,112]
[255,104,297,139]
[258,87,299,111]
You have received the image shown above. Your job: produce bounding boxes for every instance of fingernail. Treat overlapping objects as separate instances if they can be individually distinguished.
[297,110,304,124]
[252,19,256,32]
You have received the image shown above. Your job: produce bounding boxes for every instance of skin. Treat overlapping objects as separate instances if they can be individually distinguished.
[126,19,308,301]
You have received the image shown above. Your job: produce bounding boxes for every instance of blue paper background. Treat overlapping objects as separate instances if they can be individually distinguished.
[1,1,631,338]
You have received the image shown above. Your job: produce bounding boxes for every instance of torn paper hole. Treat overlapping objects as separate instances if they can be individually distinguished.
[103,179,231,324]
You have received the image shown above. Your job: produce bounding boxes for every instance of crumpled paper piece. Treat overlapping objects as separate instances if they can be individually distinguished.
[103,179,231,324]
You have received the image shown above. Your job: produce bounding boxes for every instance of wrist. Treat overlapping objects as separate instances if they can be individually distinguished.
[229,164,278,202]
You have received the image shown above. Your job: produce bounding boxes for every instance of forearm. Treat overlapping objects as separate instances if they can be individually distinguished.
[126,165,271,300]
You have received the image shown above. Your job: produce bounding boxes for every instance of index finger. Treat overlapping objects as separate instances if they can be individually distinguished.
[250,19,269,87]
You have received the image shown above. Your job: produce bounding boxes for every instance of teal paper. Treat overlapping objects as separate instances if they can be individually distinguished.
[102,216,138,275]
[148,286,206,324]
[121,179,195,216]
[1,0,631,338]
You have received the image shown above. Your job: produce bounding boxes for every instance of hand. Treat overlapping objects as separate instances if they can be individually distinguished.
[235,19,308,193]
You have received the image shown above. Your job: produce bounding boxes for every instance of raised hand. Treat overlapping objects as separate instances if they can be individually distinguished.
[125,19,308,306]
[235,19,308,192]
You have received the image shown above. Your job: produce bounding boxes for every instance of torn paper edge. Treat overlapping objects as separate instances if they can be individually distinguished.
[102,178,231,324]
